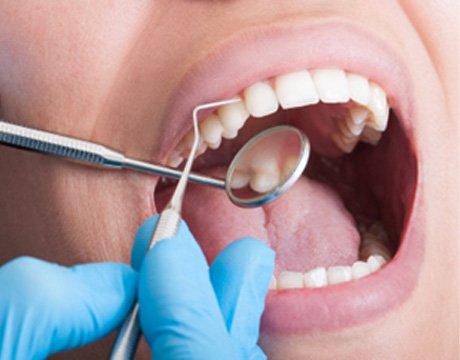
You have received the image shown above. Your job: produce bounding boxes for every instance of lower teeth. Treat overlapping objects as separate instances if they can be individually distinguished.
[269,221,391,291]
[270,254,386,290]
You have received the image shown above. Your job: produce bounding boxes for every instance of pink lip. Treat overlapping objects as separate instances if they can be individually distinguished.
[155,20,424,334]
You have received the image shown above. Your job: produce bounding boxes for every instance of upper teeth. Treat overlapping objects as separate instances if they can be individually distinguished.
[167,68,390,189]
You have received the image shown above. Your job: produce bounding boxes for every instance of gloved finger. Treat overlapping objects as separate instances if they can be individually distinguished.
[0,257,138,359]
[131,215,158,271]
[209,238,275,358]
[137,215,236,360]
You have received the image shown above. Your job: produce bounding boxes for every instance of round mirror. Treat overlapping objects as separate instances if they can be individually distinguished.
[225,125,310,208]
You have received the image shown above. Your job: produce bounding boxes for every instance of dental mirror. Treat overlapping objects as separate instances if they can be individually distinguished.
[224,125,310,208]
[0,102,310,208]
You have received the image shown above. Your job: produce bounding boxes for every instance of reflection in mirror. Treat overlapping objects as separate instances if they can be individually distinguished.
[225,125,310,207]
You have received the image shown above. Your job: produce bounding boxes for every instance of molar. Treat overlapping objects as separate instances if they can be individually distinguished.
[360,126,382,145]
[367,255,386,272]
[346,107,368,135]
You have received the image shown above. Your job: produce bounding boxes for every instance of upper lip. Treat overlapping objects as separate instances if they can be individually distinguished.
[157,19,414,161]
[153,19,423,334]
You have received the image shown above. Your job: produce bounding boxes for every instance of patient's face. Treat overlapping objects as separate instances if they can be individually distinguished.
[0,1,458,359]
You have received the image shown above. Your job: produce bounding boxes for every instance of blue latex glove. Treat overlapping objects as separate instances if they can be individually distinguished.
[0,257,137,360]
[131,215,275,360]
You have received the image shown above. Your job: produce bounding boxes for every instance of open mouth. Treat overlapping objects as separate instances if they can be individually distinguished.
[151,23,423,335]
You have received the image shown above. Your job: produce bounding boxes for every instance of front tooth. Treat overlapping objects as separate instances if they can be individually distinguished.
[274,70,319,109]
[311,69,350,104]
[351,261,371,279]
[217,98,250,137]
[199,114,224,147]
[304,267,328,288]
[327,266,352,285]
[367,82,389,131]
[347,73,371,106]
[332,132,357,154]
[243,81,279,117]
[278,271,304,289]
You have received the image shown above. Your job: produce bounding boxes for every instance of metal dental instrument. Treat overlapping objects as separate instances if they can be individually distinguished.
[0,119,226,189]
[0,118,310,208]
[109,98,241,360]
[0,100,310,358]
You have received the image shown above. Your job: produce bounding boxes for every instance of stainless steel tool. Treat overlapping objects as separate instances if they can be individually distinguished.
[0,119,225,188]
[109,98,241,359]
[0,99,311,359]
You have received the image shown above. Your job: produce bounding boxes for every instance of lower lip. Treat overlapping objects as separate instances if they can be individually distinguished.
[261,185,425,334]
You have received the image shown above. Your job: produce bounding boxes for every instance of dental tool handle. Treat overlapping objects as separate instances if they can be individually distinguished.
[0,120,226,189]
[110,303,141,360]
[110,208,181,360]
[0,120,126,168]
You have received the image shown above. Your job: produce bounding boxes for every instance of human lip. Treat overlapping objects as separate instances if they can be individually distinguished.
[154,20,423,334]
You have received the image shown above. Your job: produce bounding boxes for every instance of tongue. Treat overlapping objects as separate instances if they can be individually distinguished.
[155,175,360,274]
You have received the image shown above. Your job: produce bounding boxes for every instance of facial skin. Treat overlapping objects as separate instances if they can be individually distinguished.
[0,1,458,359]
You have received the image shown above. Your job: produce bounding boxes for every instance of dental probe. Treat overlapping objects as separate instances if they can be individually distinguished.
[0,120,225,189]
[109,98,240,360]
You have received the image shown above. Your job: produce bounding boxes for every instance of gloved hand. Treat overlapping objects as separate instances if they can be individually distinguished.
[131,215,275,360]
[0,257,137,360]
